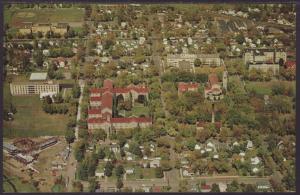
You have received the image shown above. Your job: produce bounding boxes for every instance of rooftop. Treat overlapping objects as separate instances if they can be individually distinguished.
[29,72,48,81]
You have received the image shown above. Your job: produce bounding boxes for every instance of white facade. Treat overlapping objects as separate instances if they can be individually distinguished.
[10,83,59,96]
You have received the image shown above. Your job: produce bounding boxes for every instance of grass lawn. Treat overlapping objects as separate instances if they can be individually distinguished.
[245,80,295,96]
[125,166,156,180]
[3,95,69,138]
[73,26,84,33]
[122,103,150,118]
[245,82,272,96]
[5,8,84,27]
[51,184,65,192]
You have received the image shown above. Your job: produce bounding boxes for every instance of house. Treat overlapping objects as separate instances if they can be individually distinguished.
[284,60,296,70]
[218,183,227,192]
[200,184,211,192]
[3,143,19,155]
[194,144,201,150]
[96,172,105,178]
[125,168,134,174]
[247,140,253,149]
[256,181,271,191]
[252,167,259,173]
[182,168,194,177]
[204,74,223,100]
[55,57,66,68]
[124,143,129,149]
[178,82,199,94]
[152,186,162,192]
[251,157,260,165]
[150,158,161,168]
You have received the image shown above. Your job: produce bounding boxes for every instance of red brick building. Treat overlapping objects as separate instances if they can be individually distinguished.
[88,79,152,134]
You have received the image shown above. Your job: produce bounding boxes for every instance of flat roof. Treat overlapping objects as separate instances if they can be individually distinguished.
[30,73,48,81]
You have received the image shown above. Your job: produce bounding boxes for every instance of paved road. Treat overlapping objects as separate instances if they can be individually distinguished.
[99,177,168,192]
[65,147,77,192]
[75,80,85,140]
[185,175,270,186]
[65,79,84,191]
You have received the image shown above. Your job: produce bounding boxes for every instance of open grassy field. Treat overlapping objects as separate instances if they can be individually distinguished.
[245,80,296,96]
[4,8,84,27]
[3,94,69,138]
[126,166,157,180]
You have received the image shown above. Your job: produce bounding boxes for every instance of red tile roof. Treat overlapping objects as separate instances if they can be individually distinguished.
[153,186,161,192]
[103,79,113,89]
[285,60,296,69]
[208,73,219,86]
[201,184,211,190]
[88,109,102,114]
[101,93,113,110]
[90,88,102,94]
[129,87,149,93]
[90,97,102,102]
[113,88,130,93]
[178,82,199,93]
[87,118,108,124]
[111,117,152,123]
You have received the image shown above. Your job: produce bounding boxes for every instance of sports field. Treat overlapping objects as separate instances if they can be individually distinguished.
[4,8,84,27]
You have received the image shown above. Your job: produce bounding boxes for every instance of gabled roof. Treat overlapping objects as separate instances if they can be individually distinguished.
[113,88,130,93]
[111,117,152,123]
[90,88,102,94]
[103,79,113,89]
[129,86,149,93]
[285,60,296,69]
[208,73,219,85]
[101,93,113,110]
[90,97,102,102]
[178,82,199,92]
[88,109,102,114]
[87,118,108,124]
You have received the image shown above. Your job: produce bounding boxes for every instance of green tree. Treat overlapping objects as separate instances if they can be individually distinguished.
[88,178,98,192]
[98,148,106,159]
[115,165,125,177]
[104,161,114,177]
[211,183,220,192]
[72,83,81,98]
[155,167,164,178]
[116,178,123,190]
[84,64,96,78]
[94,129,107,142]
[72,181,83,192]
[194,58,202,67]
[74,141,86,162]
[65,128,75,147]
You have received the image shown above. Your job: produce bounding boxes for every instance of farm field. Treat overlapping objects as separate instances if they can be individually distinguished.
[4,8,84,27]
[3,94,69,138]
